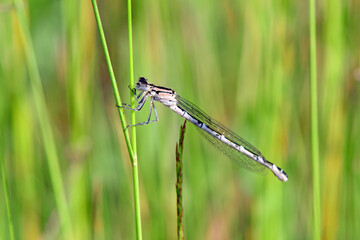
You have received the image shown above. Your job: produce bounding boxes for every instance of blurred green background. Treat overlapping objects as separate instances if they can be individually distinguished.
[1,0,359,239]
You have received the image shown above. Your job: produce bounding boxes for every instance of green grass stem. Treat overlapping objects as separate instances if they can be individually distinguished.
[127,0,137,155]
[309,0,321,239]
[91,0,142,239]
[126,0,141,236]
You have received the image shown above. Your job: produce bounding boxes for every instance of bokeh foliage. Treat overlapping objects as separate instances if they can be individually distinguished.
[0,0,359,239]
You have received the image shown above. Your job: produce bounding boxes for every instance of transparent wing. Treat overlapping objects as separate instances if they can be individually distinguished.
[176,95,266,174]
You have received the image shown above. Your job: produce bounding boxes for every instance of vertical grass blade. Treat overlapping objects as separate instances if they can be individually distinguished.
[127,0,137,154]
[12,0,73,238]
[175,120,187,240]
[309,0,321,239]
[126,0,142,238]
[1,158,15,240]
[90,0,142,238]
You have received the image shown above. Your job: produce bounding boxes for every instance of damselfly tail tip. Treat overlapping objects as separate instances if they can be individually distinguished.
[278,172,288,182]
[271,164,288,182]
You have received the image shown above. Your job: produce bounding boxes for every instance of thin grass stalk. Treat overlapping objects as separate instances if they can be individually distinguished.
[12,0,73,237]
[127,0,137,154]
[175,120,187,240]
[309,0,321,239]
[90,0,142,239]
[126,0,142,237]
[1,158,15,240]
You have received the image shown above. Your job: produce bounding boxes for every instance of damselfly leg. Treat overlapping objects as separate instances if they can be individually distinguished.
[118,92,159,129]
[120,86,144,108]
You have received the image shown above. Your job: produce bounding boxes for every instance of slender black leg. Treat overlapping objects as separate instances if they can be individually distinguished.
[121,87,143,108]
[124,99,159,130]
[151,102,159,123]
[117,93,149,111]
[127,85,143,104]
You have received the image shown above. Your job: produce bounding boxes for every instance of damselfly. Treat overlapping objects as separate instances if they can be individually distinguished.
[120,77,288,182]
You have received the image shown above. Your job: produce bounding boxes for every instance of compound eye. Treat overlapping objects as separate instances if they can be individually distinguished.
[139,77,148,84]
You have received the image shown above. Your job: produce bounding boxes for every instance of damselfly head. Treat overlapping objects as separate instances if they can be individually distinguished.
[136,77,151,91]
[138,77,149,84]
